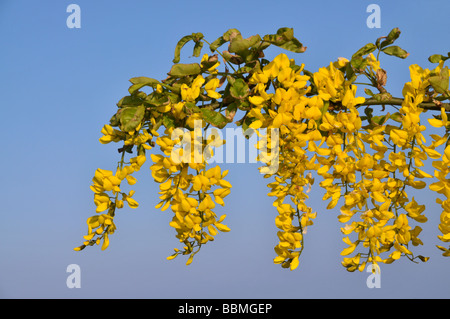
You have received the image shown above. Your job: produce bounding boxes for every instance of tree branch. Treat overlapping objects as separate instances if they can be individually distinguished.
[359,97,450,111]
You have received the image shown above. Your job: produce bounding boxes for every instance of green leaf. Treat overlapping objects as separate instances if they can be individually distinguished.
[379,28,401,49]
[344,63,356,82]
[429,54,446,63]
[117,95,144,108]
[225,102,238,122]
[172,33,204,63]
[200,108,229,129]
[109,113,120,127]
[120,105,145,132]
[223,29,241,42]
[162,114,176,129]
[263,27,306,53]
[428,52,450,64]
[429,66,449,94]
[276,27,294,40]
[390,112,403,123]
[185,101,201,113]
[191,32,204,42]
[193,41,204,58]
[364,88,375,97]
[275,38,306,54]
[145,92,169,107]
[229,35,261,58]
[382,46,409,59]
[352,43,376,58]
[229,78,249,99]
[209,36,227,52]
[350,56,368,70]
[173,35,194,64]
[371,112,390,126]
[386,27,401,41]
[263,27,292,45]
[222,51,244,65]
[128,77,160,94]
[168,63,201,77]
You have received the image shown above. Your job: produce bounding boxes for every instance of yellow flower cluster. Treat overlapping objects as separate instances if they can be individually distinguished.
[249,53,371,270]
[76,30,450,273]
[74,124,150,251]
[180,57,222,102]
[149,68,230,263]
[247,54,318,270]
[429,105,450,255]
[426,62,450,256]
[248,52,448,271]
[151,126,231,265]
[433,144,450,256]
[337,62,448,270]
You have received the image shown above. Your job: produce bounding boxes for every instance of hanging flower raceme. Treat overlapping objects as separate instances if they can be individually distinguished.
[75,27,450,272]
[75,151,148,251]
[150,126,231,265]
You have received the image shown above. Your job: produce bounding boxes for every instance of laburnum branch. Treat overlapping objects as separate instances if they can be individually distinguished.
[359,97,450,111]
[74,26,450,273]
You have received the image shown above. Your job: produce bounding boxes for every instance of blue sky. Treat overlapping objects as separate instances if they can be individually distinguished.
[0,0,449,298]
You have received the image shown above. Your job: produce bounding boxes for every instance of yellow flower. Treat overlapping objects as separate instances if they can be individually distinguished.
[123,190,139,208]
[408,64,430,91]
[367,53,380,72]
[201,54,220,73]
[313,62,345,101]
[204,78,221,99]
[99,125,122,144]
[390,129,408,147]
[341,86,365,108]
[249,71,269,85]
[181,75,205,102]
[428,107,449,128]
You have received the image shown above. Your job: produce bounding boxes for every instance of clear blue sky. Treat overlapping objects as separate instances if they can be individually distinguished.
[0,0,449,298]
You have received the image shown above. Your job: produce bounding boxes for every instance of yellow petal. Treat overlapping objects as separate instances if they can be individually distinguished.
[341,245,356,256]
[219,180,232,188]
[249,96,265,106]
[249,120,263,129]
[290,256,300,271]
[428,118,443,128]
[214,223,231,232]
[101,233,109,250]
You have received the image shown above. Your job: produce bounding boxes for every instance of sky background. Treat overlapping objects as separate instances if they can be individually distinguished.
[0,0,449,299]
